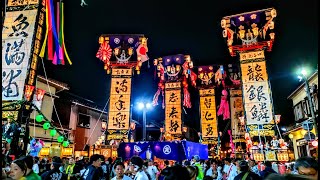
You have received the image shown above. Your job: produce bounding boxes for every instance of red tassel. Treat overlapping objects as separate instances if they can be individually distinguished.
[162,91,165,109]
[183,87,192,108]
[190,71,197,87]
[152,89,161,106]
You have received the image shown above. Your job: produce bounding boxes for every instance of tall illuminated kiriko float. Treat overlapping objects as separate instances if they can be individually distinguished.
[153,55,196,141]
[96,34,149,143]
[221,9,287,161]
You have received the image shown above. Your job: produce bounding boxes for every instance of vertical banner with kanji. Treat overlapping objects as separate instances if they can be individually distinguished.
[199,89,218,143]
[2,0,43,101]
[230,90,244,137]
[108,68,132,132]
[165,82,182,135]
[240,50,274,126]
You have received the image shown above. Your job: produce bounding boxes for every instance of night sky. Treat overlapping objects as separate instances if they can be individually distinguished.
[39,0,318,134]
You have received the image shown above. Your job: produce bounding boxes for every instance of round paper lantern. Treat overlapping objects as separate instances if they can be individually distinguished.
[62,141,69,147]
[50,129,57,137]
[312,140,318,147]
[36,115,44,123]
[43,122,50,130]
[57,136,64,143]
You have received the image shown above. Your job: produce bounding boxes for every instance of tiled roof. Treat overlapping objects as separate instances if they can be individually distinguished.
[37,75,69,90]
[60,92,107,114]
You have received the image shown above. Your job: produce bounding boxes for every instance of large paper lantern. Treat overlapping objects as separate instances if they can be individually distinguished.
[62,141,69,147]
[50,129,57,137]
[43,122,50,130]
[36,115,44,123]
[57,136,64,143]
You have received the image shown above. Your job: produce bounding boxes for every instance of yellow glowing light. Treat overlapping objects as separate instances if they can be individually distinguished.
[301,129,307,136]
[288,134,294,139]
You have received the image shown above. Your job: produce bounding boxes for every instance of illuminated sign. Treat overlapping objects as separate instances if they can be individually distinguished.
[199,88,218,139]
[107,68,132,130]
[240,50,274,125]
[2,7,39,100]
[230,90,244,136]
[165,82,182,135]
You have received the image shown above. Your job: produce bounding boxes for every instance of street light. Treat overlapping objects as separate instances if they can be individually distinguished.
[137,102,152,141]
[297,67,318,137]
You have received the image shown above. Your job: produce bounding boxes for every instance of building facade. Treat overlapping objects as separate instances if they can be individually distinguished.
[29,75,72,158]
[285,71,318,159]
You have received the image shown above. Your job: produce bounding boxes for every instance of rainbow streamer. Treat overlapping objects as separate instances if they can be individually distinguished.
[39,0,72,65]
[61,2,72,65]
[39,0,49,58]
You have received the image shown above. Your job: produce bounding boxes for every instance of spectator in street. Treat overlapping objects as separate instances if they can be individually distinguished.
[20,155,41,179]
[41,156,66,180]
[32,156,40,174]
[111,162,132,180]
[8,158,27,180]
[85,154,103,180]
[234,160,261,180]
[66,157,81,180]
[186,165,198,180]
[161,165,190,180]
[248,159,260,176]
[191,155,204,180]
[222,158,237,180]
[264,173,312,180]
[99,155,107,180]
[260,161,277,179]
[129,156,148,180]
[294,156,318,180]
[146,159,158,180]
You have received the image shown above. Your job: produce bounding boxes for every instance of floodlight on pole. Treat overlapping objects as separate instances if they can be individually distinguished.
[137,101,152,141]
[301,68,307,76]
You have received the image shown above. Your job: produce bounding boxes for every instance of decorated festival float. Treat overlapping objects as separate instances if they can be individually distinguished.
[196,64,244,159]
[220,8,291,169]
[117,54,209,162]
[93,34,150,157]
[2,0,73,160]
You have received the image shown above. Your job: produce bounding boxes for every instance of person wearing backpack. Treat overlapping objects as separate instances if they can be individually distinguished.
[234,160,261,180]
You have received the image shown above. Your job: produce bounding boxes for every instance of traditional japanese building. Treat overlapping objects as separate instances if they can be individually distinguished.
[51,92,109,157]
[28,75,71,158]
[284,71,318,159]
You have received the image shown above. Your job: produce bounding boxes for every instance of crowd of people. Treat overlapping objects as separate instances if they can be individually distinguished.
[1,154,318,180]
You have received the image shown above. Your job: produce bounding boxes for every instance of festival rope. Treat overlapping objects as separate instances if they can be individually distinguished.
[82,97,110,151]
[40,57,66,133]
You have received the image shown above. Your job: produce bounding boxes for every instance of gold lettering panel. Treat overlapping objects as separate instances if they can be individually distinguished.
[199,89,215,96]
[111,68,132,76]
[165,91,182,105]
[239,50,265,61]
[241,61,268,83]
[165,82,181,89]
[165,89,182,134]
[110,78,132,94]
[200,92,218,138]
[8,0,39,6]
[108,73,132,130]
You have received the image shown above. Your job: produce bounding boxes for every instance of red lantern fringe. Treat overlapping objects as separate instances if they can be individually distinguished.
[152,88,161,106]
[183,86,191,108]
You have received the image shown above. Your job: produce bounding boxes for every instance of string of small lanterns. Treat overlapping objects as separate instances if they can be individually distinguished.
[33,104,70,147]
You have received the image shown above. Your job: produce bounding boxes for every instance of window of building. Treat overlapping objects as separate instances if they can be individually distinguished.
[78,113,91,128]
